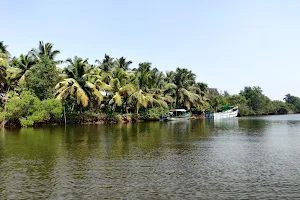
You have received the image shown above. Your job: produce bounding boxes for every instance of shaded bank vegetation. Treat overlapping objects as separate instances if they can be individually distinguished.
[0,41,299,127]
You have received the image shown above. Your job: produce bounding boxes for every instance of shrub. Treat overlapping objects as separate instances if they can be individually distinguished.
[19,117,34,127]
[237,104,254,116]
[140,107,168,120]
[105,112,122,123]
[0,92,62,127]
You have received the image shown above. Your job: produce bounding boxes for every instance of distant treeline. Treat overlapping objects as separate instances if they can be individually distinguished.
[0,41,298,126]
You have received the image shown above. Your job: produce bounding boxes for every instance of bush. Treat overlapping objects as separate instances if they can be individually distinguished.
[272,101,294,115]
[140,107,168,120]
[0,92,62,127]
[287,103,298,113]
[105,112,122,123]
[19,117,34,127]
[122,113,132,122]
[237,104,254,116]
[0,112,4,122]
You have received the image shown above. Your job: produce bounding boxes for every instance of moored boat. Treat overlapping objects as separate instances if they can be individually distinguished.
[168,109,191,121]
[160,109,191,121]
[205,106,238,119]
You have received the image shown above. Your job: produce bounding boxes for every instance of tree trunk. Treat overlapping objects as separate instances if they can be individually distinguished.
[63,106,67,125]
[2,88,10,127]
[89,100,94,112]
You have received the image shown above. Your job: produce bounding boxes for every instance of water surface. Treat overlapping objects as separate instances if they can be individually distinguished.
[1,115,300,199]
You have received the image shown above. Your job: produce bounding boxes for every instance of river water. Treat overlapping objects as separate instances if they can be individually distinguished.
[1,115,300,199]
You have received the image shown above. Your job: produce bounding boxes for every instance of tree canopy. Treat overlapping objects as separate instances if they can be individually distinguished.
[0,40,298,126]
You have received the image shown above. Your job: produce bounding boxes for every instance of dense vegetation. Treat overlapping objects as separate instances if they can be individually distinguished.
[0,41,298,127]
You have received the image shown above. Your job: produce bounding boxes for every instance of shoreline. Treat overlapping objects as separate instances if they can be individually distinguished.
[1,113,298,129]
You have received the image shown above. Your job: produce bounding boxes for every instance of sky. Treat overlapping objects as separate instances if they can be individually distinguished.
[2,0,300,100]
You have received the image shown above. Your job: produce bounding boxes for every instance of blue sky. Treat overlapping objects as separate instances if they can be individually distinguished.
[2,0,300,100]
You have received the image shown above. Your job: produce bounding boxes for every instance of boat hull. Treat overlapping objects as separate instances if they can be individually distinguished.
[167,113,191,121]
[160,109,191,121]
[168,116,190,121]
[213,109,238,119]
[205,107,238,119]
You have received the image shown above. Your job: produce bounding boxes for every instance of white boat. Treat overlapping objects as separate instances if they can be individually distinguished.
[167,109,191,121]
[205,106,238,119]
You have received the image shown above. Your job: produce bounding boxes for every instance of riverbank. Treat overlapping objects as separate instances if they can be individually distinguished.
[2,112,297,128]
[0,112,161,128]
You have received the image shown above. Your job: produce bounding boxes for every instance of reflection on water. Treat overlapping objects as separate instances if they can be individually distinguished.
[1,115,300,199]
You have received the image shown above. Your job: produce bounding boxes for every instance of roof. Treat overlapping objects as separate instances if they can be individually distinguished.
[169,109,187,112]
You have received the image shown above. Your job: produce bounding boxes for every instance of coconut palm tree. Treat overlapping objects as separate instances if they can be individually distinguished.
[164,68,203,110]
[134,62,152,91]
[194,82,210,110]
[0,41,10,66]
[127,63,174,113]
[97,54,115,72]
[149,68,165,89]
[10,54,36,82]
[127,89,151,114]
[108,68,135,110]
[0,65,6,92]
[55,56,104,109]
[0,69,20,126]
[165,71,175,84]
[95,54,115,84]
[30,41,63,64]
[0,41,10,91]
[115,57,132,71]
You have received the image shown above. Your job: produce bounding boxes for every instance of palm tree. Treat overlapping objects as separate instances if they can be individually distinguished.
[11,54,36,82]
[127,63,174,113]
[164,68,203,110]
[95,54,115,84]
[134,62,152,91]
[0,41,10,91]
[0,65,6,91]
[195,82,210,110]
[149,68,165,89]
[55,56,104,109]
[96,54,115,72]
[128,89,151,114]
[115,57,132,71]
[0,41,10,66]
[30,41,63,64]
[108,68,135,111]
[165,71,175,84]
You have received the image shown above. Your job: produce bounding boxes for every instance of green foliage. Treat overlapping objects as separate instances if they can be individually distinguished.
[140,107,168,120]
[30,41,63,64]
[0,112,4,122]
[284,94,300,112]
[1,40,300,127]
[236,103,253,116]
[25,57,59,100]
[1,92,62,127]
[209,95,228,111]
[19,117,34,127]
[208,87,297,116]
[0,41,10,68]
[271,100,292,114]
[11,54,36,83]
[287,103,298,113]
[240,86,264,112]
[164,68,203,110]
[55,56,104,108]
[122,113,133,122]
[105,112,122,123]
